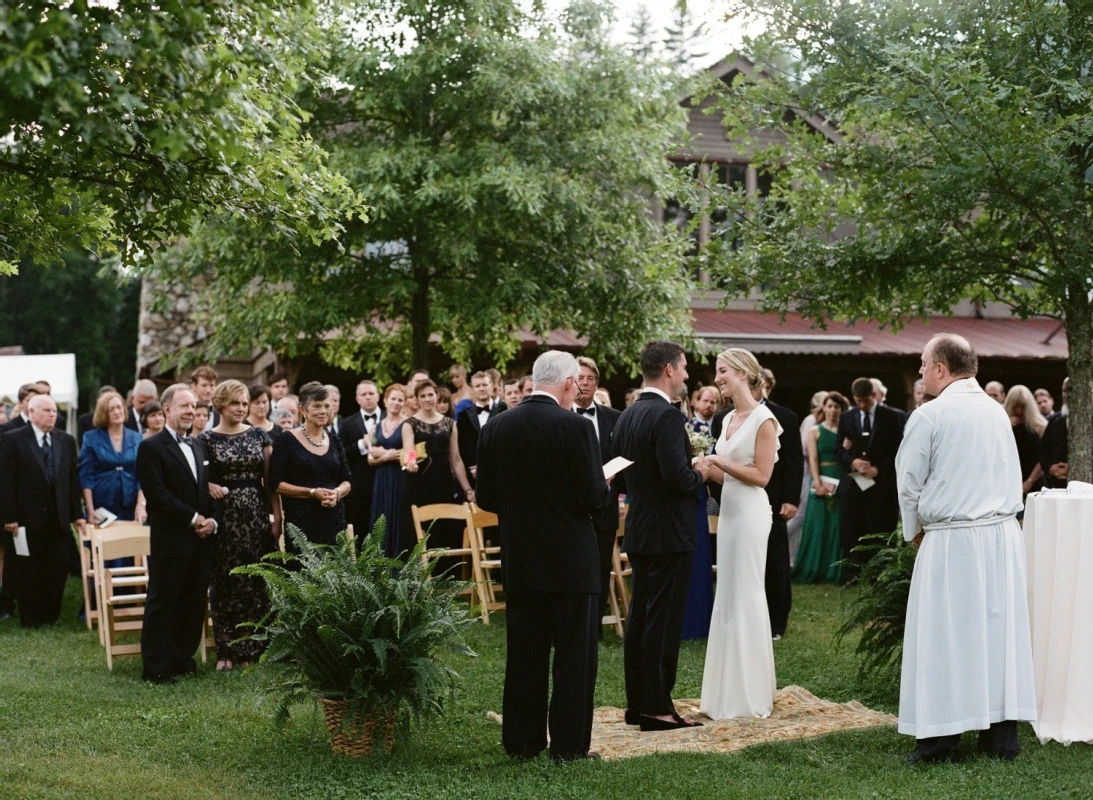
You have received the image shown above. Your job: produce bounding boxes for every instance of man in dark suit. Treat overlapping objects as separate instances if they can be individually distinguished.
[574,356,623,622]
[476,350,610,762]
[456,371,505,488]
[0,394,85,627]
[324,384,344,437]
[124,379,160,435]
[340,379,384,538]
[135,384,217,683]
[613,341,710,732]
[836,376,906,583]
[1040,378,1069,489]
[0,383,43,616]
[712,378,804,637]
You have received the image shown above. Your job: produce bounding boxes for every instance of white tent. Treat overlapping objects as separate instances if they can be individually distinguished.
[0,353,79,435]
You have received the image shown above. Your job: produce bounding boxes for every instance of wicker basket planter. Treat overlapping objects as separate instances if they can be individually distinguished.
[321,698,397,757]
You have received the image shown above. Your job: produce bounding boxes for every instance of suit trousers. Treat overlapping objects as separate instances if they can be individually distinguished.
[839,489,897,584]
[915,720,1020,760]
[764,518,792,637]
[624,551,693,716]
[141,549,213,678]
[503,591,600,761]
[12,548,69,628]
[595,524,617,619]
[0,530,17,614]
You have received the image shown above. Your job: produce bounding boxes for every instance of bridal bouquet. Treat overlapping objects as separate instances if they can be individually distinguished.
[688,424,715,455]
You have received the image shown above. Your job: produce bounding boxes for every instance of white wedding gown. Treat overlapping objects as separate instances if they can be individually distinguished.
[700,404,781,719]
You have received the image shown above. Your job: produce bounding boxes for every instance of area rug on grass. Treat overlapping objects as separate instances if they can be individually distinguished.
[487,685,896,760]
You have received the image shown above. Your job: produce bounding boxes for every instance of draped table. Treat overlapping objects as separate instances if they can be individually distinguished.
[1023,490,1093,745]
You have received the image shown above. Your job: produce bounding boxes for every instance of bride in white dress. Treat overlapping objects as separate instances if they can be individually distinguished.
[700,348,782,719]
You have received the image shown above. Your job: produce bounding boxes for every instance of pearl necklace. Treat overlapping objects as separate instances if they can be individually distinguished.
[302,427,328,448]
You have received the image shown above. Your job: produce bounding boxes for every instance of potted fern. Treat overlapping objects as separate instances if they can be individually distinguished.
[233,519,476,757]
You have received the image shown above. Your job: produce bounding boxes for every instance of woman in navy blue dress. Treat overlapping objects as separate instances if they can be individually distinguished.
[368,384,408,557]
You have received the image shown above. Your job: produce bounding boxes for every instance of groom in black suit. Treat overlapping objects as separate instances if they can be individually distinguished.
[836,377,905,583]
[135,384,217,683]
[476,351,610,762]
[613,341,710,731]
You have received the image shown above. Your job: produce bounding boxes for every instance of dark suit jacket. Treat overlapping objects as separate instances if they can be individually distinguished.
[340,409,383,498]
[124,406,141,434]
[577,403,623,533]
[456,402,505,476]
[135,430,216,560]
[1040,413,1068,489]
[0,414,28,435]
[0,425,82,560]
[835,403,905,499]
[476,395,609,594]
[612,391,703,555]
[77,411,94,445]
[760,399,803,512]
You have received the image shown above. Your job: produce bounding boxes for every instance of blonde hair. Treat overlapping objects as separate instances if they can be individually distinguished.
[211,379,249,413]
[716,348,764,392]
[92,391,126,429]
[1004,384,1047,436]
[809,390,828,414]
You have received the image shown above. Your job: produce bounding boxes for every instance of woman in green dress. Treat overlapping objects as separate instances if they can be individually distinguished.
[793,391,849,584]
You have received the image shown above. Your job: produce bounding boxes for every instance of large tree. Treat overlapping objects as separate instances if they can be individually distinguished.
[0,0,364,275]
[700,0,1093,480]
[153,0,694,377]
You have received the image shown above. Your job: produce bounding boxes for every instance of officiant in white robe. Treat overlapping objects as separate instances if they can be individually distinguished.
[896,333,1036,764]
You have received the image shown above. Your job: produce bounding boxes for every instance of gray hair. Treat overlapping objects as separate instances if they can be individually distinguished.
[323,383,341,397]
[134,379,158,398]
[532,350,579,390]
[159,383,194,409]
[270,409,295,424]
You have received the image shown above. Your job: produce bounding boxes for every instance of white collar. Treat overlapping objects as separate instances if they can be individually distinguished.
[530,390,559,405]
[21,412,31,424]
[693,412,711,424]
[642,387,672,404]
[939,377,982,396]
[167,426,190,443]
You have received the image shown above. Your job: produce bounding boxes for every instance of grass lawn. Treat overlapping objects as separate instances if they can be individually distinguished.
[2,581,1090,799]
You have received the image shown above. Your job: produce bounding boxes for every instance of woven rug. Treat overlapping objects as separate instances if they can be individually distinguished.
[488,685,896,760]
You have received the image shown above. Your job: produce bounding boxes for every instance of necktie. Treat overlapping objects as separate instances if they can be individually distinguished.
[41,434,53,477]
[576,406,595,417]
[861,410,872,455]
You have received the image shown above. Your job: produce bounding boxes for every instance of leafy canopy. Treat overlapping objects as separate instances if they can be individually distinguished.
[0,0,365,275]
[153,0,695,377]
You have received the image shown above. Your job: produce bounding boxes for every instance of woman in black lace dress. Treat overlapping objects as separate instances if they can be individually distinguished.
[401,379,475,562]
[270,382,352,553]
[200,380,275,672]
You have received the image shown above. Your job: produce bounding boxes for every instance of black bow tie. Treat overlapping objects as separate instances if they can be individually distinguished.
[364,413,377,422]
[576,405,595,416]
[477,405,490,411]
[177,435,193,446]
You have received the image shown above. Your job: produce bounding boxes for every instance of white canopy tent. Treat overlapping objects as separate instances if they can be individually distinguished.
[0,353,79,435]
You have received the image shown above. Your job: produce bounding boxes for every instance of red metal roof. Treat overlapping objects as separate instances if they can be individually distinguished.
[690,310,1069,360]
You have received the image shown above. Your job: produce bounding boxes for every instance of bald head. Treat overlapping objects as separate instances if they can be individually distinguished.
[921,334,978,398]
[984,381,1005,404]
[28,393,58,433]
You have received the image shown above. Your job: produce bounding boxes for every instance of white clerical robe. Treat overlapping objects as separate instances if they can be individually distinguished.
[895,377,1037,737]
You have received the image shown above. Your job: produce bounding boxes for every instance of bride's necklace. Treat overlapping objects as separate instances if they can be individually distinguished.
[302,426,327,448]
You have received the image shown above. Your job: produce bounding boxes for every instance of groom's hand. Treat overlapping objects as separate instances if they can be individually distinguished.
[694,455,712,481]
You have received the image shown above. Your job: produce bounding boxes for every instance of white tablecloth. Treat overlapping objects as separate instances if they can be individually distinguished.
[1023,492,1093,745]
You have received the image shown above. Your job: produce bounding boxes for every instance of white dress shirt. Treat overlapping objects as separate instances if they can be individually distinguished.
[168,426,216,532]
[574,402,600,440]
[356,408,381,454]
[642,386,673,404]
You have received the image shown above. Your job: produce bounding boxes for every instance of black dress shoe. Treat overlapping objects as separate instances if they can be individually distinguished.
[624,709,641,726]
[904,747,958,765]
[639,714,695,732]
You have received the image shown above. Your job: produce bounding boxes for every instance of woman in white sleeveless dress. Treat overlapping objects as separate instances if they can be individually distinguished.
[700,348,782,719]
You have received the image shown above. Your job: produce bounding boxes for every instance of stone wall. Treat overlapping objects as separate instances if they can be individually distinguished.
[137,274,210,377]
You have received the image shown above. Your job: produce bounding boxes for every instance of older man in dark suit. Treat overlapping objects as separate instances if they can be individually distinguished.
[612,341,711,732]
[135,384,217,683]
[476,350,610,762]
[340,379,384,538]
[0,394,85,627]
[836,376,906,582]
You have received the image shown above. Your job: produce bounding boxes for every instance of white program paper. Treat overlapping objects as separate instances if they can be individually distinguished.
[94,507,118,528]
[603,457,633,481]
[13,526,29,557]
[849,472,875,492]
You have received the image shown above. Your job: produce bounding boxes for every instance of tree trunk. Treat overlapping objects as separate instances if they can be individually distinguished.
[410,269,430,371]
[1064,289,1093,484]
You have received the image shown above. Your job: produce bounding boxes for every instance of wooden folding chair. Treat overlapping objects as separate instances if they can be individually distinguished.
[465,503,505,624]
[612,511,632,618]
[94,528,151,670]
[91,523,150,646]
[411,503,481,613]
[78,526,96,632]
